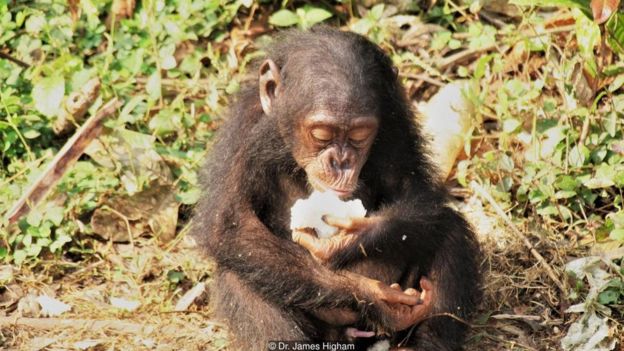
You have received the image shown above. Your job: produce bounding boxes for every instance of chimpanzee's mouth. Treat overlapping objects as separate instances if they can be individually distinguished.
[328,187,352,197]
[308,177,354,198]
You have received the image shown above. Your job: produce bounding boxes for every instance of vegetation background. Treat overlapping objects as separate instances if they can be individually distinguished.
[1,0,624,350]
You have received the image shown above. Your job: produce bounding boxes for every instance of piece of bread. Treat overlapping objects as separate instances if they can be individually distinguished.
[290,191,367,238]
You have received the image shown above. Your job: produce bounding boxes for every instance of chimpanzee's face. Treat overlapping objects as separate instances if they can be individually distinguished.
[293,111,377,198]
[257,58,379,198]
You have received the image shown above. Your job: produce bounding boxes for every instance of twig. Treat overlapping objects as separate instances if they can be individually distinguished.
[482,332,537,351]
[437,25,575,71]
[6,98,121,224]
[400,72,445,87]
[0,51,29,68]
[470,181,566,294]
[478,10,506,29]
[395,24,447,47]
[439,44,499,71]
[491,314,542,321]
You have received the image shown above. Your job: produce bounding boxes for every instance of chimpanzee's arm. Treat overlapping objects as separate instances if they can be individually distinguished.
[206,206,420,319]
[325,200,470,270]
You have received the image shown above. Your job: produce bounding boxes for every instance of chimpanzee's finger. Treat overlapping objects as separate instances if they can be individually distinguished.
[322,215,354,229]
[292,230,321,255]
[419,277,434,305]
[390,283,401,290]
[404,288,418,295]
[381,287,420,306]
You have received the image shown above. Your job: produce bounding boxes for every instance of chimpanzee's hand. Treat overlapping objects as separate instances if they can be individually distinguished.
[322,215,380,235]
[292,228,356,262]
[381,277,434,331]
[292,216,380,262]
[349,274,434,332]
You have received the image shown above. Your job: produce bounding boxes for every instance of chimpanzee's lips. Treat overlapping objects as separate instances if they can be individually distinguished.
[328,187,353,197]
[309,177,354,198]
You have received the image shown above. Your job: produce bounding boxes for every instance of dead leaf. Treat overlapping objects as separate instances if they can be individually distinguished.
[106,0,136,28]
[174,282,206,311]
[571,62,598,106]
[502,41,530,73]
[561,312,616,351]
[85,128,173,189]
[68,0,80,22]
[73,340,102,350]
[416,80,474,180]
[28,337,57,351]
[91,183,179,242]
[0,265,14,284]
[0,283,24,310]
[36,295,71,317]
[53,78,101,135]
[110,297,140,311]
[591,0,620,24]
[17,293,41,317]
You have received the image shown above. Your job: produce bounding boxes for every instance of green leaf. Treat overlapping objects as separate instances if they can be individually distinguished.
[45,205,64,226]
[555,190,577,199]
[167,270,185,283]
[606,12,624,54]
[303,7,333,27]
[50,234,72,253]
[603,111,617,137]
[32,75,65,117]
[146,71,161,101]
[610,228,624,241]
[574,8,601,61]
[510,0,592,17]
[13,250,27,265]
[25,14,46,34]
[269,9,299,27]
[369,4,385,20]
[598,289,620,304]
[568,145,588,167]
[23,129,41,139]
[502,118,522,134]
[431,31,452,51]
[177,188,201,205]
[26,209,42,227]
[556,175,580,190]
[474,54,493,80]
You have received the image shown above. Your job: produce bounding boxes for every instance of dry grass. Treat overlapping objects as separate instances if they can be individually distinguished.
[0,233,228,350]
[1,193,604,351]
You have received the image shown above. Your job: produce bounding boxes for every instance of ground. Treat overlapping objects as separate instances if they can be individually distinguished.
[1,194,592,350]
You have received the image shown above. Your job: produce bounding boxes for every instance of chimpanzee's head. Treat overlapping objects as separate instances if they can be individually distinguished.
[258,27,398,198]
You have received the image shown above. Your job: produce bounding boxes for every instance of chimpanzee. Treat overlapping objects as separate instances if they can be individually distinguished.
[192,26,481,351]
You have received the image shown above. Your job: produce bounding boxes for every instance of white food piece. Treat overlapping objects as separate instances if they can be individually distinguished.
[290,191,367,238]
[36,295,71,317]
[110,297,141,311]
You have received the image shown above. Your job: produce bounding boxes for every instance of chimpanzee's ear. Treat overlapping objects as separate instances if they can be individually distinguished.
[259,59,281,116]
[392,66,399,78]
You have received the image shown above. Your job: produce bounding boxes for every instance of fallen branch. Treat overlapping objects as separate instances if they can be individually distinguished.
[0,51,29,68]
[0,316,154,334]
[53,78,101,135]
[470,181,566,294]
[0,316,224,335]
[6,98,121,224]
[439,44,498,71]
[400,72,445,87]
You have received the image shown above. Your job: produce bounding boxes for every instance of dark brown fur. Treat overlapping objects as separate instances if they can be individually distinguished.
[193,27,481,350]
